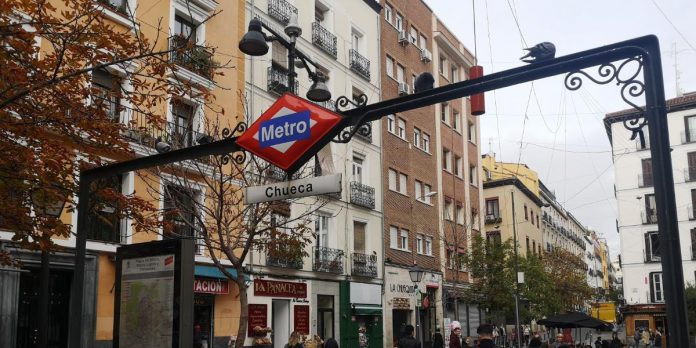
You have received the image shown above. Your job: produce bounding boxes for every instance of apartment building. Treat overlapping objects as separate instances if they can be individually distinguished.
[0,1,247,347]
[539,181,587,257]
[242,0,383,347]
[605,92,696,338]
[378,0,483,345]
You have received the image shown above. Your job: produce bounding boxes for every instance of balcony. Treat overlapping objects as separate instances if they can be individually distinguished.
[349,49,371,81]
[267,0,297,25]
[312,22,337,58]
[641,210,658,224]
[266,165,287,181]
[635,138,650,151]
[685,167,696,182]
[638,173,653,188]
[485,214,502,224]
[352,252,377,277]
[313,247,344,274]
[169,35,215,80]
[316,99,336,111]
[682,129,696,144]
[266,245,303,269]
[98,0,128,16]
[350,181,375,209]
[267,66,298,95]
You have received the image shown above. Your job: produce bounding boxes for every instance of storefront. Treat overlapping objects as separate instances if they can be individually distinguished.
[622,304,667,346]
[339,281,382,348]
[192,266,243,348]
[384,266,442,348]
[443,286,485,338]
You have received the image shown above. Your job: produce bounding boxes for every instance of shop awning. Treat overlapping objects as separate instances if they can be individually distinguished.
[194,265,250,281]
[353,305,383,316]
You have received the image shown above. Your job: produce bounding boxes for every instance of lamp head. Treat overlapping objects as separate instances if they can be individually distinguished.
[284,12,302,38]
[307,77,331,102]
[409,264,424,283]
[239,19,269,56]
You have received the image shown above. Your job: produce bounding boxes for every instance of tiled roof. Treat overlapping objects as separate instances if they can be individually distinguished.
[605,92,696,119]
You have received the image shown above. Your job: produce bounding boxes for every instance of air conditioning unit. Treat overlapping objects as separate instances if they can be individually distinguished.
[398,82,410,95]
[398,31,408,45]
[420,49,432,62]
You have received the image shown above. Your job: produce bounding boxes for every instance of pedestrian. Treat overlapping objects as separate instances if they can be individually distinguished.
[324,338,339,348]
[641,328,650,348]
[634,329,641,348]
[610,333,621,348]
[653,329,662,347]
[433,327,444,348]
[553,333,565,348]
[524,325,531,347]
[529,333,542,348]
[398,324,421,348]
[450,321,462,348]
[477,323,497,348]
[649,330,656,348]
[462,336,472,348]
[595,336,602,348]
[286,331,305,348]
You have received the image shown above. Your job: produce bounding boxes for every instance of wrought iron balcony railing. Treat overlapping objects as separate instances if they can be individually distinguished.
[317,99,336,111]
[349,49,371,81]
[267,66,298,95]
[484,214,502,224]
[267,250,303,269]
[351,252,377,277]
[266,165,287,181]
[312,22,337,58]
[98,0,128,15]
[350,181,375,209]
[313,247,344,274]
[641,210,658,224]
[638,173,653,188]
[169,35,215,80]
[267,0,297,25]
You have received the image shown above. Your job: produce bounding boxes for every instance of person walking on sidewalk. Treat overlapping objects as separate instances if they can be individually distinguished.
[450,321,462,348]
[398,325,421,348]
[477,324,497,348]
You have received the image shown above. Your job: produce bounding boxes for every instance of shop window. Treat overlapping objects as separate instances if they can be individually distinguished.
[318,295,335,340]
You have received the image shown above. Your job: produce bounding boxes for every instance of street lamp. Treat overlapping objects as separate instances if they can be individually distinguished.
[409,264,425,348]
[239,17,331,102]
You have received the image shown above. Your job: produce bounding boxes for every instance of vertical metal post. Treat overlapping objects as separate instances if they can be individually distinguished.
[38,250,50,348]
[68,174,92,348]
[643,41,691,347]
[511,191,521,348]
[287,41,297,94]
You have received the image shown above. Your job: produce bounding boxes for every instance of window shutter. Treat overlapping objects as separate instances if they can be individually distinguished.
[644,233,651,261]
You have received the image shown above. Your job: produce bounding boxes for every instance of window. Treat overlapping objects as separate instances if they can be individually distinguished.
[687,152,696,181]
[171,100,195,148]
[91,69,121,121]
[386,56,394,78]
[415,180,422,201]
[526,236,530,254]
[317,295,335,341]
[484,168,492,181]
[458,253,466,271]
[645,231,660,262]
[487,231,502,245]
[454,156,462,177]
[86,174,123,243]
[397,118,406,139]
[400,229,409,250]
[163,185,197,251]
[530,211,534,224]
[388,169,397,191]
[439,55,447,77]
[451,66,458,82]
[468,122,476,142]
[532,240,537,256]
[442,148,452,171]
[486,199,500,218]
[419,34,427,50]
[650,272,664,302]
[354,221,366,253]
[390,226,398,248]
[456,204,464,224]
[413,127,421,148]
[315,213,330,248]
[423,184,433,204]
[644,194,657,224]
[524,205,529,220]
[396,64,405,83]
[425,237,433,256]
[444,199,454,220]
[410,26,418,44]
[384,4,393,24]
[416,234,424,254]
[453,110,460,132]
[352,155,364,184]
[399,173,407,194]
[422,133,430,153]
[440,103,450,124]
[536,215,540,227]
[469,164,477,185]
[351,29,362,52]
[174,15,196,39]
[387,114,395,133]
[395,13,403,31]
[641,158,653,187]
[686,115,696,143]
[272,41,289,69]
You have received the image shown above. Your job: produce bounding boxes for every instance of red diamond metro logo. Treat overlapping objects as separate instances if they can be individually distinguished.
[235,93,343,171]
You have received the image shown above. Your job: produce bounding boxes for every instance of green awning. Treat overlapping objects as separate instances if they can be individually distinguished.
[194,265,250,281]
[353,305,383,316]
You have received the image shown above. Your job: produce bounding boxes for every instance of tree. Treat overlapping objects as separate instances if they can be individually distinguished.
[0,0,228,262]
[543,249,594,311]
[438,209,477,321]
[141,108,329,348]
[685,283,696,336]
[519,255,555,321]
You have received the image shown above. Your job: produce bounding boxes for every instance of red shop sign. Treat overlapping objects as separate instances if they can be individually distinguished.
[294,305,310,335]
[254,279,307,298]
[248,304,268,336]
[194,277,229,294]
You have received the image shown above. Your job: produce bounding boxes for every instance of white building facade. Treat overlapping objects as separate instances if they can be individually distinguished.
[242,0,383,346]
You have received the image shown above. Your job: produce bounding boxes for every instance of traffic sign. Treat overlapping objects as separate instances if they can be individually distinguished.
[236,93,343,171]
[244,174,342,204]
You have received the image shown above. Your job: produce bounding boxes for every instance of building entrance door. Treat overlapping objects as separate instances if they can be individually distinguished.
[272,300,290,348]
[194,294,214,348]
[16,268,72,348]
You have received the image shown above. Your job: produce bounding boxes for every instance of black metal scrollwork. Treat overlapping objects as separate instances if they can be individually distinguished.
[332,94,371,144]
[221,121,248,165]
[564,57,648,146]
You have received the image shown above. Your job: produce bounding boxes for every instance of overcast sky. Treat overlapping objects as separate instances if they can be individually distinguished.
[424,0,696,258]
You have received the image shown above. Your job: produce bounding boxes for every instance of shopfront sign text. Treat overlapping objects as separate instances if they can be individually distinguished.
[389,283,415,294]
[294,305,310,335]
[254,279,307,298]
[248,304,268,336]
[194,278,229,294]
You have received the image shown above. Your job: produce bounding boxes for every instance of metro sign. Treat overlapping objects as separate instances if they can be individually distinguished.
[236,93,343,171]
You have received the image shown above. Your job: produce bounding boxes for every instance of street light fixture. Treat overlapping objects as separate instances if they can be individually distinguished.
[409,264,425,348]
[238,18,331,102]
